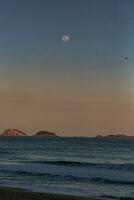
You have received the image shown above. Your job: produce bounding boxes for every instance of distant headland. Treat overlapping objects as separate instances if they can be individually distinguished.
[0,129,58,137]
[95,134,134,139]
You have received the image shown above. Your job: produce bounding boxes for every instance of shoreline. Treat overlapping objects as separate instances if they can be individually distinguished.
[0,186,98,200]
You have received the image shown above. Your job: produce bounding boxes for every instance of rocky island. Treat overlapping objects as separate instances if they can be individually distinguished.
[1,129,27,136]
[34,130,58,137]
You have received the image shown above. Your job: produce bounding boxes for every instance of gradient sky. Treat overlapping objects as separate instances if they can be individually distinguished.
[0,0,134,136]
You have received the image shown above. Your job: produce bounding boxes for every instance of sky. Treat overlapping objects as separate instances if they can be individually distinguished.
[0,0,134,136]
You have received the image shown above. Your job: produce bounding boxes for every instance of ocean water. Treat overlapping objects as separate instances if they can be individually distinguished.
[0,137,134,199]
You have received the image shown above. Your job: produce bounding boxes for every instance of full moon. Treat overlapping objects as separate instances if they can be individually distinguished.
[62,35,70,43]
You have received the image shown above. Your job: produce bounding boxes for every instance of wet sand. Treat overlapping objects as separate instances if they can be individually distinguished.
[0,186,98,200]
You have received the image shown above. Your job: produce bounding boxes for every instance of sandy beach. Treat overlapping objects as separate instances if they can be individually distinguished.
[0,186,97,200]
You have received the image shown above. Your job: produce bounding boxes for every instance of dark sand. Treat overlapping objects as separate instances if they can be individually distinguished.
[0,186,98,200]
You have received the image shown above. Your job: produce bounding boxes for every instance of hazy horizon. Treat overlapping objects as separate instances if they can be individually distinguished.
[0,0,134,136]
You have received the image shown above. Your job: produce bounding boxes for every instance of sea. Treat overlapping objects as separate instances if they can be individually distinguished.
[0,136,134,200]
